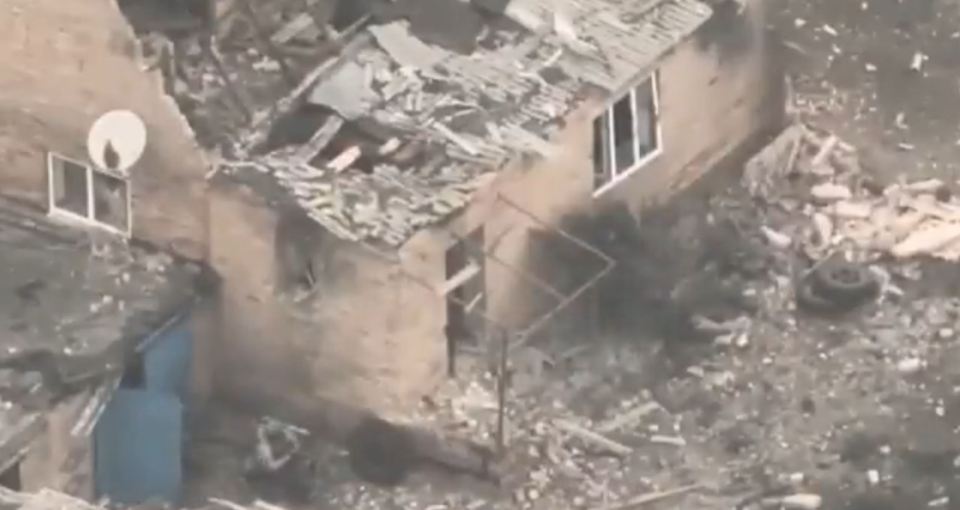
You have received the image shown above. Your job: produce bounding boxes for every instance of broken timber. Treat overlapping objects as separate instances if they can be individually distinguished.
[296,115,345,162]
[437,261,481,296]
[592,484,703,510]
[554,419,632,456]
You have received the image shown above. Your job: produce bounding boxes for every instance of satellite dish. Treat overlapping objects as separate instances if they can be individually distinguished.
[87,110,147,174]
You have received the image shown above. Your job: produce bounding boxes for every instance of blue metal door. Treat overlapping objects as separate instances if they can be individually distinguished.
[94,315,193,504]
[144,320,192,398]
[94,389,183,504]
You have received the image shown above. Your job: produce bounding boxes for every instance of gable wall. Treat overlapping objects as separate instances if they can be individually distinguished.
[0,0,209,259]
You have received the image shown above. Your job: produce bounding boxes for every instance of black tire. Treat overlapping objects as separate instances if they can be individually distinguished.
[346,416,417,486]
[796,278,845,314]
[810,259,879,304]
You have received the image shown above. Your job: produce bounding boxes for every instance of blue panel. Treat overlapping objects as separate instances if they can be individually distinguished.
[95,389,182,504]
[144,319,192,398]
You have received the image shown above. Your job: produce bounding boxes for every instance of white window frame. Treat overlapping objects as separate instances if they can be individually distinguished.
[592,72,663,197]
[46,152,132,237]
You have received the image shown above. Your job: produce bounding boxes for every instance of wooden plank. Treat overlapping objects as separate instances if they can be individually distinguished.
[436,261,480,296]
[329,146,362,173]
[554,419,632,456]
[270,13,316,45]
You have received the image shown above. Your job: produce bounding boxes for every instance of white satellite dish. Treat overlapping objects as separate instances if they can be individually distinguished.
[87,110,147,174]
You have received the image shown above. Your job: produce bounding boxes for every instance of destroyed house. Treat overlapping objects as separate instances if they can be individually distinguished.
[0,0,784,428]
[195,0,784,416]
[0,201,211,504]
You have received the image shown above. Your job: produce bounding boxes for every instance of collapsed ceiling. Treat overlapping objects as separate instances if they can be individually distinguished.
[127,0,714,247]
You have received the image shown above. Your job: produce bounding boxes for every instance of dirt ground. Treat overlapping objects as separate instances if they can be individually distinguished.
[773,0,960,182]
[182,2,960,509]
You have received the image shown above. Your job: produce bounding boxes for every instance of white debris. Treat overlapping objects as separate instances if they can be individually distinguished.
[810,183,853,201]
[897,357,924,374]
[910,51,927,72]
[781,494,823,510]
[761,226,793,248]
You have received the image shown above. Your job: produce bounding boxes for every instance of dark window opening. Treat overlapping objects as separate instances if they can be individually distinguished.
[591,73,661,193]
[634,82,657,154]
[50,156,90,218]
[310,122,385,174]
[592,116,608,188]
[444,227,486,377]
[262,104,335,154]
[611,95,636,172]
[49,153,132,233]
[295,258,317,291]
[92,171,129,232]
[1,462,22,491]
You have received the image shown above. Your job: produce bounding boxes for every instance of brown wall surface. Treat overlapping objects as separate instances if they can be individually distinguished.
[208,183,445,419]
[407,0,783,355]
[0,0,209,260]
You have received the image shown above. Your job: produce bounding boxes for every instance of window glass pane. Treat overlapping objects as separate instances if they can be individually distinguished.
[634,78,658,156]
[92,171,129,231]
[51,157,89,217]
[592,114,610,188]
[611,94,636,173]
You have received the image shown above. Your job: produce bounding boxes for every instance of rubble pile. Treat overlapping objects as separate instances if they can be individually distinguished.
[302,125,960,510]
[745,123,960,263]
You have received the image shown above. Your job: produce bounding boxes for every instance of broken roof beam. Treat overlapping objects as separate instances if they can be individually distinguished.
[448,230,566,301]
[436,261,481,296]
[354,241,514,337]
[241,32,372,155]
[329,12,373,41]
[235,0,296,85]
[296,115,345,162]
[270,13,317,45]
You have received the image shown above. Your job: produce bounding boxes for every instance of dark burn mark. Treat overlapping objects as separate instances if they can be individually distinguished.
[262,104,335,154]
[539,66,568,85]
[388,0,486,54]
[695,0,755,62]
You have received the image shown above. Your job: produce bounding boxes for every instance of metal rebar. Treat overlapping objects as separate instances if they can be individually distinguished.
[449,231,566,301]
[497,193,615,264]
[495,329,510,454]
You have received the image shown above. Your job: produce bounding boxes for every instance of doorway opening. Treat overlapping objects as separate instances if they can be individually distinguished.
[444,226,486,376]
[0,460,22,490]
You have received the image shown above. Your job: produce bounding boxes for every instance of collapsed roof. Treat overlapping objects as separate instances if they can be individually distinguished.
[0,200,207,465]
[149,0,713,247]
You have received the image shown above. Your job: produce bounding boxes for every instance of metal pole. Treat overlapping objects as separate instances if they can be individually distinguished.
[495,329,510,454]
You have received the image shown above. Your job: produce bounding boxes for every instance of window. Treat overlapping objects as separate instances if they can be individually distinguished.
[592,72,662,195]
[47,153,131,234]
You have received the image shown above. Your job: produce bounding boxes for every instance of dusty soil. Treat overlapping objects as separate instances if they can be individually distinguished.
[773,0,960,183]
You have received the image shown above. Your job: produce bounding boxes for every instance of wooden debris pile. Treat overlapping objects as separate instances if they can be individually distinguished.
[743,124,960,262]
